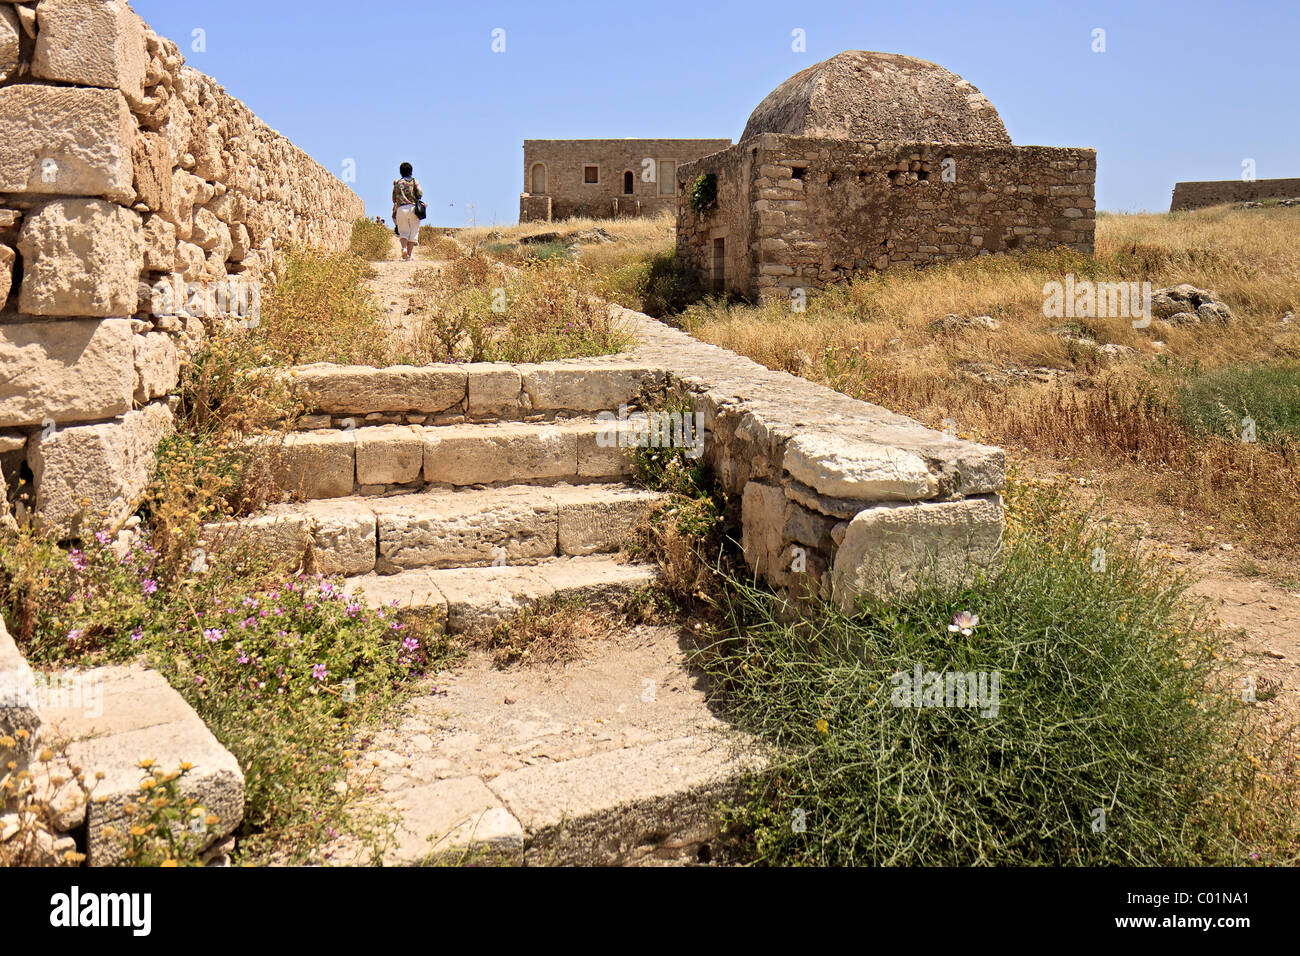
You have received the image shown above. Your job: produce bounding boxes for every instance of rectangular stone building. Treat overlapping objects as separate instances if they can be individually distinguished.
[675,52,1096,302]
[520,138,731,222]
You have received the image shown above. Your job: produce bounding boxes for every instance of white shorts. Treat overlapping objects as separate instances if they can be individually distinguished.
[395,205,421,243]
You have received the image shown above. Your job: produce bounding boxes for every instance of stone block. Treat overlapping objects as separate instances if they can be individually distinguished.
[374,488,557,572]
[298,499,377,576]
[741,481,789,579]
[293,364,466,416]
[831,496,1004,609]
[0,86,136,204]
[553,485,660,556]
[0,243,13,306]
[17,199,143,317]
[783,432,938,501]
[0,5,18,84]
[466,363,522,417]
[33,0,149,109]
[199,510,313,571]
[27,403,173,534]
[0,319,135,428]
[132,131,173,214]
[355,425,423,486]
[141,214,177,273]
[424,423,577,486]
[42,666,244,867]
[519,362,658,413]
[133,331,180,403]
[0,617,41,769]
[273,432,355,500]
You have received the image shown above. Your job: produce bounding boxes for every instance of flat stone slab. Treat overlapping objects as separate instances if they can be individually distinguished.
[321,623,764,866]
[344,555,658,633]
[38,665,244,866]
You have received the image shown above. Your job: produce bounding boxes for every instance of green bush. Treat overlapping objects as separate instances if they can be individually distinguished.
[600,247,704,317]
[1178,362,1300,445]
[349,217,394,261]
[259,246,386,365]
[700,478,1297,865]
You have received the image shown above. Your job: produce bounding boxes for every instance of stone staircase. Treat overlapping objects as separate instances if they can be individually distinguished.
[205,362,669,632]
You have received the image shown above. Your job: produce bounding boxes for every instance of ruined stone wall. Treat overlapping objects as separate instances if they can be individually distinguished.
[0,0,364,533]
[677,133,1095,301]
[520,139,731,222]
[1170,178,1300,211]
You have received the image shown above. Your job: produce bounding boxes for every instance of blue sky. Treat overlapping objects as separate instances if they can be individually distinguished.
[133,0,1299,226]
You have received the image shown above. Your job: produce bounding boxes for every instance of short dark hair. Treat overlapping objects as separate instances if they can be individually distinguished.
[399,162,413,177]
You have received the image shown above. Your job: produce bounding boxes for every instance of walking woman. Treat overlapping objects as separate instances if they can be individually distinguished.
[392,162,423,261]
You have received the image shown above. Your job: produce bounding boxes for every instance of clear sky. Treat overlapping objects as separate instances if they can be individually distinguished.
[132,0,1299,227]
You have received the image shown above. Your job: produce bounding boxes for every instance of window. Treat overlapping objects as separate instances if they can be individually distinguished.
[583,165,599,184]
[712,237,726,293]
[658,160,676,196]
[790,166,807,180]
[624,171,635,195]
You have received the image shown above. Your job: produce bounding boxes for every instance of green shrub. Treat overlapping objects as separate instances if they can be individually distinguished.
[258,246,386,365]
[1178,362,1300,445]
[700,478,1298,865]
[349,217,394,261]
[600,247,704,317]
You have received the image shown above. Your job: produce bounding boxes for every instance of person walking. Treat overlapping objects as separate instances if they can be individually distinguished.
[392,162,423,261]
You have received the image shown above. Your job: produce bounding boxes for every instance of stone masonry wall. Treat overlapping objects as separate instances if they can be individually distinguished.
[521,139,731,222]
[0,0,363,534]
[1170,178,1300,212]
[678,133,1096,301]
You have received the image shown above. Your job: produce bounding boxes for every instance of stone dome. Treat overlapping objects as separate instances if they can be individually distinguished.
[740,51,1011,146]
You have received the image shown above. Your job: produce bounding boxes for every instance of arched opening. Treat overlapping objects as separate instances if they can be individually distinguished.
[530,163,547,194]
[623,170,635,195]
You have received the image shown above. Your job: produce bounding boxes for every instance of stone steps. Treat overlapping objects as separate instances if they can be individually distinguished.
[270,419,631,501]
[205,481,661,579]
[345,555,658,633]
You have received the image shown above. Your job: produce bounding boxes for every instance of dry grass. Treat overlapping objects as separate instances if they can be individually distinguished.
[459,210,675,250]
[673,206,1300,558]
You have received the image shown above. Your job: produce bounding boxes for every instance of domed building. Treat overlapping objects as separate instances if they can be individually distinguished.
[675,51,1095,301]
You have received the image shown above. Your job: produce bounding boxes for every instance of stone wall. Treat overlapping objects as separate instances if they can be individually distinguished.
[0,0,363,534]
[677,133,1096,301]
[520,139,731,222]
[1170,178,1300,211]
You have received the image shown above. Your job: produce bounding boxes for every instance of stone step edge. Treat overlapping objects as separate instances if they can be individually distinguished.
[343,556,659,633]
[201,483,664,578]
[278,360,670,420]
[262,419,638,500]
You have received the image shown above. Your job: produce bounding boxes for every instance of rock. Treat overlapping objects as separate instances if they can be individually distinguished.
[466,364,523,417]
[27,403,174,534]
[33,0,150,110]
[141,214,177,273]
[1097,343,1136,359]
[0,5,19,83]
[930,313,1000,332]
[831,496,1004,607]
[519,362,662,413]
[0,86,137,204]
[1,617,41,768]
[17,199,143,317]
[783,432,938,501]
[272,432,355,499]
[1151,285,1234,325]
[0,318,135,428]
[132,131,173,214]
[0,243,13,306]
[355,425,424,486]
[133,331,180,403]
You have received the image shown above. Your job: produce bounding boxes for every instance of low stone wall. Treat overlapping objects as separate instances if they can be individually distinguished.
[677,133,1095,301]
[1170,178,1300,211]
[0,0,363,534]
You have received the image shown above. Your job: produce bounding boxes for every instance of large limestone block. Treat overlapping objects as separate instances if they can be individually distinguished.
[466,363,522,417]
[28,403,173,534]
[199,510,313,571]
[133,331,180,403]
[0,86,136,204]
[355,425,423,486]
[831,496,1004,609]
[783,432,938,502]
[0,318,135,428]
[424,423,578,486]
[551,485,661,556]
[273,432,354,500]
[374,488,558,572]
[294,499,378,576]
[0,243,13,306]
[519,362,659,413]
[293,365,466,416]
[141,214,177,272]
[42,666,243,867]
[381,777,523,866]
[0,5,19,83]
[33,0,149,108]
[17,199,143,317]
[741,481,789,579]
[132,131,173,214]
